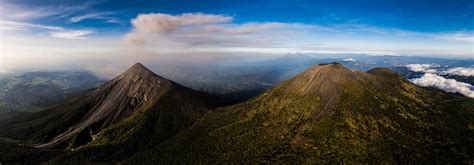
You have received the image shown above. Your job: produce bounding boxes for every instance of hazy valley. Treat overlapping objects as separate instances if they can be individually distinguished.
[0,56,473,163]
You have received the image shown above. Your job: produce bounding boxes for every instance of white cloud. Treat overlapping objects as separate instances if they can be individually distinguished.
[434,32,474,42]
[70,13,102,22]
[191,22,287,35]
[122,13,474,57]
[410,73,474,98]
[0,1,92,21]
[342,58,356,62]
[1,10,474,76]
[70,12,120,23]
[441,67,474,77]
[0,3,63,20]
[405,64,474,77]
[0,20,64,31]
[50,30,95,39]
[0,20,96,40]
[405,64,439,73]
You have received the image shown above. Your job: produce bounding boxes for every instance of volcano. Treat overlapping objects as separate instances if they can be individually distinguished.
[128,63,474,163]
[1,63,473,164]
[1,63,219,149]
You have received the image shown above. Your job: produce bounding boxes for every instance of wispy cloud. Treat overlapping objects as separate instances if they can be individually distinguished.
[410,73,474,98]
[70,12,120,24]
[0,19,95,40]
[1,10,473,76]
[0,1,92,21]
[70,13,102,22]
[122,12,473,57]
[434,32,474,42]
[50,30,95,39]
[0,3,62,20]
[0,20,64,31]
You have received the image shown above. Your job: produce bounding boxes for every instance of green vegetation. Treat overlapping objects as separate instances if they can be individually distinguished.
[1,64,473,164]
[0,137,62,164]
[0,63,219,164]
[125,65,474,164]
[0,71,103,120]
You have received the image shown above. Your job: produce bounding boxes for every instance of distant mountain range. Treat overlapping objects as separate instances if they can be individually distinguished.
[1,55,471,115]
[1,63,472,163]
[153,54,473,101]
[0,71,103,120]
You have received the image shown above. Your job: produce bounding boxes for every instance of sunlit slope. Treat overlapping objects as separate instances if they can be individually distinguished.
[129,63,474,163]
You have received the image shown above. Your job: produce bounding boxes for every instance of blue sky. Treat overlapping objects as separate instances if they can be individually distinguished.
[0,0,473,74]
[6,0,473,33]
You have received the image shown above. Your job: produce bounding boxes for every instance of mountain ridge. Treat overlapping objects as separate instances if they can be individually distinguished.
[1,63,220,150]
[1,63,473,163]
[125,63,474,163]
[37,62,171,148]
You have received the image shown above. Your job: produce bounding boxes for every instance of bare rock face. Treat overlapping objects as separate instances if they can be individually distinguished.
[279,63,358,117]
[284,63,356,96]
[37,63,171,148]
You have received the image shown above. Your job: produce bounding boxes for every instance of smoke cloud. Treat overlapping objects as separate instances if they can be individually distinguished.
[131,13,232,34]
[125,13,289,49]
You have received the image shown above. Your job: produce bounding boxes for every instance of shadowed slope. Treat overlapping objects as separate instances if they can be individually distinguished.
[1,63,473,164]
[1,63,219,150]
[38,63,172,148]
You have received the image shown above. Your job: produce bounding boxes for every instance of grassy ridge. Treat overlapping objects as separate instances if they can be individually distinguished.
[125,67,474,163]
[1,65,472,164]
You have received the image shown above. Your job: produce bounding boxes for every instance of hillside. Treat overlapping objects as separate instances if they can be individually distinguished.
[0,63,220,162]
[127,63,474,163]
[0,71,103,120]
[1,63,473,164]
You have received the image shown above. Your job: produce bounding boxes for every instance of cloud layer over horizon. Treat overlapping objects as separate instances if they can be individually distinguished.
[406,64,474,77]
[1,0,473,76]
[405,63,474,98]
[410,73,474,98]
[441,67,474,77]
[405,64,439,73]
